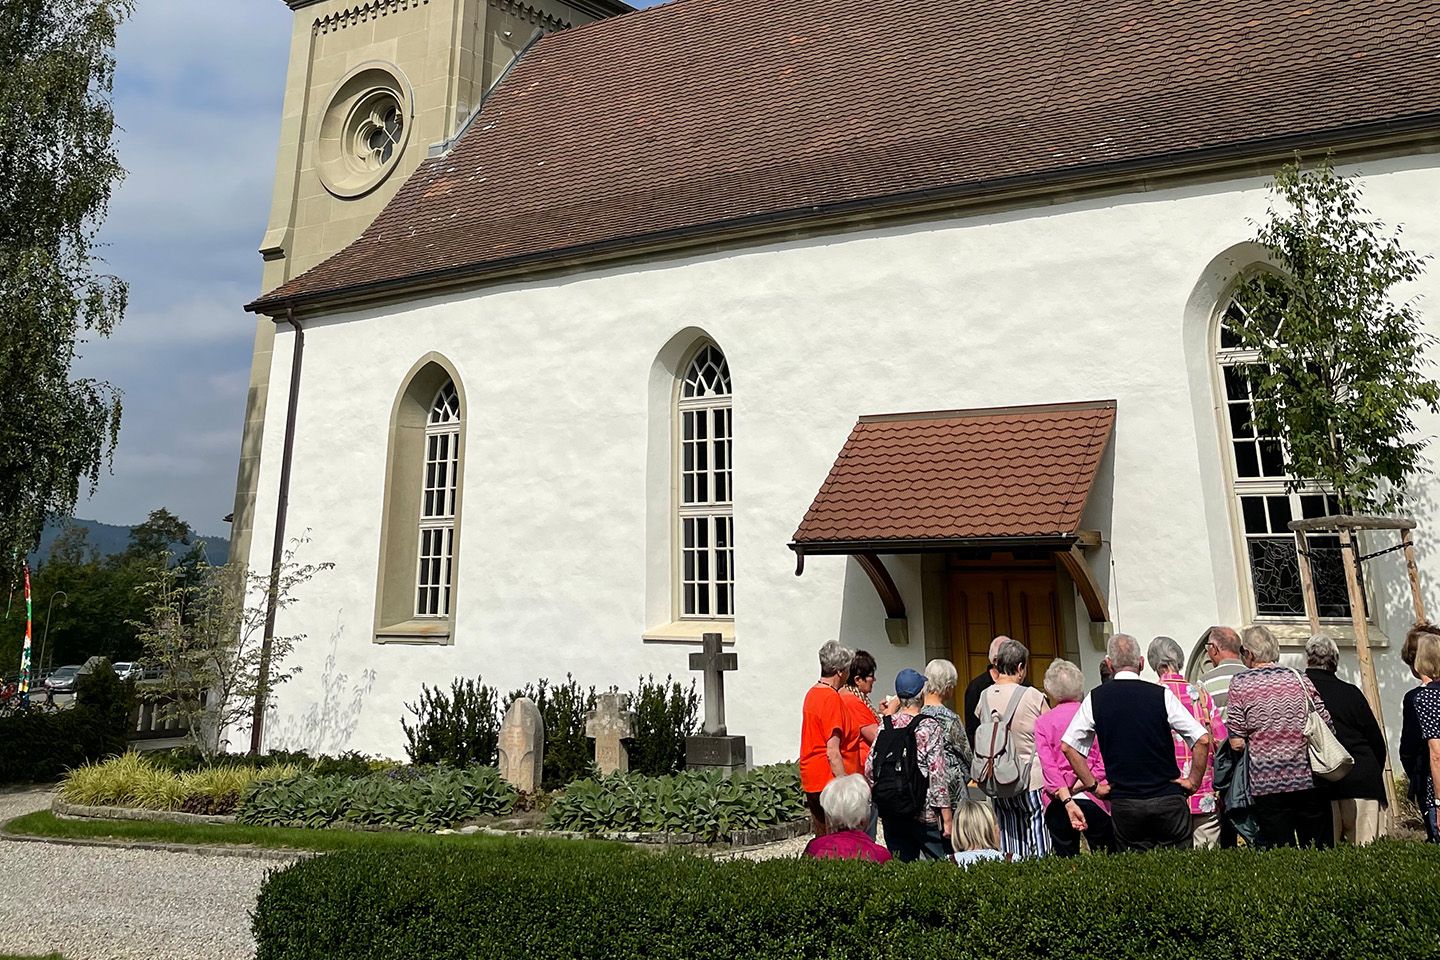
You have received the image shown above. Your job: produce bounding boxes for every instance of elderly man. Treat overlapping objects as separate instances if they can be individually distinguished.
[800,639,855,835]
[963,636,1010,746]
[1061,634,1213,851]
[1199,626,1245,719]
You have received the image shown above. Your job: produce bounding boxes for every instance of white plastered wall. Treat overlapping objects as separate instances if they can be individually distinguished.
[245,152,1440,764]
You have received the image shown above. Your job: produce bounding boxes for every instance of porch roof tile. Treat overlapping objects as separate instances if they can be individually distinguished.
[791,400,1116,547]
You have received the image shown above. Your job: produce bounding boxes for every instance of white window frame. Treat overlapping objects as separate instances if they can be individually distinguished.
[1213,276,1353,623]
[675,344,734,621]
[415,381,460,618]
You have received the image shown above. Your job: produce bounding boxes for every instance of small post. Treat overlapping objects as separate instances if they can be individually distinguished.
[1337,526,1398,816]
[1292,528,1322,634]
[1401,529,1428,624]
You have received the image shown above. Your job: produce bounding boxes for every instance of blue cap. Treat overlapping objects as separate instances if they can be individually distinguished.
[895,668,925,699]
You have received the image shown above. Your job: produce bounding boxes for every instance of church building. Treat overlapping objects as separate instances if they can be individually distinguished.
[235,0,1440,764]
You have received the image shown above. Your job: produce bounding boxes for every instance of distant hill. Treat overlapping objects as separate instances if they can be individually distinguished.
[29,518,230,566]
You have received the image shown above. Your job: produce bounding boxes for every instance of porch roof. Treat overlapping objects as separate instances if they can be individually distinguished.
[789,400,1116,554]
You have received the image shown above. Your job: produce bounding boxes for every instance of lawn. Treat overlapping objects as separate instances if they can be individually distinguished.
[3,810,583,854]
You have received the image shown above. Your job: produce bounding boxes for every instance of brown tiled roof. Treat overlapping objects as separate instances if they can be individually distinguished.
[790,401,1116,547]
[251,0,1440,313]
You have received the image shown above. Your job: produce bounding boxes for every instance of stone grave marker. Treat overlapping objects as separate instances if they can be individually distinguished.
[684,632,747,776]
[585,690,635,775]
[498,696,544,792]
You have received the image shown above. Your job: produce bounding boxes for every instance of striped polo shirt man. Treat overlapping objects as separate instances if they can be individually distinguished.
[1198,626,1245,720]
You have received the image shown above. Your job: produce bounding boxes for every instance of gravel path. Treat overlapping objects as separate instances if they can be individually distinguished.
[0,788,293,960]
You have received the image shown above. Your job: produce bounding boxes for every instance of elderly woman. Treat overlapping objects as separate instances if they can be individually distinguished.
[841,650,881,772]
[1226,624,1336,849]
[1402,630,1440,843]
[801,773,892,862]
[1401,623,1440,842]
[1149,636,1227,849]
[918,658,973,804]
[975,638,1050,858]
[1033,659,1114,856]
[1302,634,1387,844]
[865,668,951,861]
[800,640,854,835]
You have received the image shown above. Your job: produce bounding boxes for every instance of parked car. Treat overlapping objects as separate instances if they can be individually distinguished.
[112,662,141,682]
[43,665,82,692]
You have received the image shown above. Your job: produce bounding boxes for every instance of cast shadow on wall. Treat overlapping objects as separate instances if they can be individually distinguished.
[267,621,377,756]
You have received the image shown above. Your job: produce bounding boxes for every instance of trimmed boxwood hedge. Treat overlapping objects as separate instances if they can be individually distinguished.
[254,840,1440,959]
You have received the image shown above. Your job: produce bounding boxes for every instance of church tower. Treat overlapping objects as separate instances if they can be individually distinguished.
[231,0,631,566]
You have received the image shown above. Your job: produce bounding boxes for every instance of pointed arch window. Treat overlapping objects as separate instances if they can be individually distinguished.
[416,381,460,617]
[678,344,734,618]
[1216,277,1351,619]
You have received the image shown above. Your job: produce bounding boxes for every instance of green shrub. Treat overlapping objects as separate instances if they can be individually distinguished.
[627,674,699,776]
[239,765,515,832]
[148,747,390,779]
[0,662,135,783]
[402,676,501,767]
[254,841,1440,960]
[543,764,802,840]
[505,676,596,790]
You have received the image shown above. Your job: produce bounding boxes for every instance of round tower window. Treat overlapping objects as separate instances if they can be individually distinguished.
[316,65,413,199]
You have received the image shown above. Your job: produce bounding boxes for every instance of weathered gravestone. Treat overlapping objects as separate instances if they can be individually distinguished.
[684,632,747,776]
[586,690,635,775]
[498,696,544,792]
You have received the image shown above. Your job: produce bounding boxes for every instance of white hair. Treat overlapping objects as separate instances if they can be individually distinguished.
[1242,624,1280,663]
[1305,633,1340,672]
[923,658,959,698]
[1107,633,1142,670]
[988,636,1010,663]
[818,640,854,677]
[818,774,872,832]
[1147,636,1185,674]
[1043,659,1085,703]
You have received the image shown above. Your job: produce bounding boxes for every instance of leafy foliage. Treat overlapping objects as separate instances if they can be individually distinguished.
[1228,159,1440,512]
[254,841,1440,960]
[239,766,516,832]
[133,539,332,758]
[145,747,388,779]
[403,676,502,767]
[626,674,699,776]
[504,675,596,790]
[0,660,133,782]
[0,0,133,562]
[60,751,300,813]
[543,764,802,840]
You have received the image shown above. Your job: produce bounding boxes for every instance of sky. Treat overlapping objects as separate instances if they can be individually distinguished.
[73,0,293,538]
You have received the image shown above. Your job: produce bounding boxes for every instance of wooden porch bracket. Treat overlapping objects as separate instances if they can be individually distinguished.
[1056,544,1109,623]
[855,552,906,620]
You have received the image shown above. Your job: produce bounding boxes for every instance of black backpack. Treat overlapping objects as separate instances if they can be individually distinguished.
[870,714,936,820]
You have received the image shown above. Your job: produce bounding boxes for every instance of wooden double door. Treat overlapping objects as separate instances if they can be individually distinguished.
[948,563,1065,691]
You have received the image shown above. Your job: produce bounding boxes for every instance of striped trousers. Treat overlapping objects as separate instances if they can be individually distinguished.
[993,788,1051,859]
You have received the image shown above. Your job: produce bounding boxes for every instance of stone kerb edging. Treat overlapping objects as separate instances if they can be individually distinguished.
[52,797,238,826]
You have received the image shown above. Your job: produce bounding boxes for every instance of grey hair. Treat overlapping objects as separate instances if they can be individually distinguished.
[1305,634,1340,672]
[818,773,872,832]
[1147,636,1186,674]
[897,692,926,709]
[994,639,1029,676]
[1241,624,1280,663]
[818,640,854,677]
[1106,633,1143,670]
[988,636,1010,663]
[1043,659,1085,704]
[923,658,959,698]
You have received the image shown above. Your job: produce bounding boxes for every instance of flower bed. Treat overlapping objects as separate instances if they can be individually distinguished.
[238,765,515,832]
[60,753,300,815]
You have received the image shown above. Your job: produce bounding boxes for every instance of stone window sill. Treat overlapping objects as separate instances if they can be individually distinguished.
[1254,619,1389,649]
[642,620,735,645]
[375,619,453,645]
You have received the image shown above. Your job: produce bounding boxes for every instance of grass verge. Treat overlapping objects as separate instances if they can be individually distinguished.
[2,810,577,854]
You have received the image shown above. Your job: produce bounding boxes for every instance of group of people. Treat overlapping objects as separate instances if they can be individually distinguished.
[798,621,1440,864]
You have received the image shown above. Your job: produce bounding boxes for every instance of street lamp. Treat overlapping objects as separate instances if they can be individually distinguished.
[37,590,68,684]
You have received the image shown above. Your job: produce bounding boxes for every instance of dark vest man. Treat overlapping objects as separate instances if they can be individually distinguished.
[1059,634,1212,851]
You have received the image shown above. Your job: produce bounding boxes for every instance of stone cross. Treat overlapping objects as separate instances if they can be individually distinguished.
[688,632,737,736]
[497,696,544,793]
[585,690,635,776]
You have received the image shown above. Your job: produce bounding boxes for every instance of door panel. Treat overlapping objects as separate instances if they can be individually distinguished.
[949,568,1062,692]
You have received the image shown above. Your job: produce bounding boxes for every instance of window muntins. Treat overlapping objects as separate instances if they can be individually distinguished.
[416,380,460,618]
[1217,281,1351,620]
[678,345,734,619]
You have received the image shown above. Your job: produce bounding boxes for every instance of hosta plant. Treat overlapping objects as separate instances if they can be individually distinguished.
[238,764,516,832]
